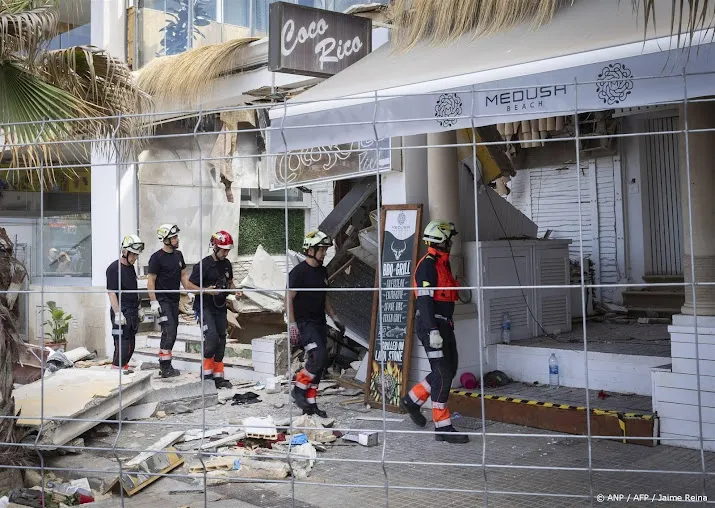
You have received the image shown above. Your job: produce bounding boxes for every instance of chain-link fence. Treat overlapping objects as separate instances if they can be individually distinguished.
[1,68,715,508]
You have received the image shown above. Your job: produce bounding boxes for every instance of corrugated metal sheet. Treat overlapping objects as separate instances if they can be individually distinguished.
[644,116,683,276]
[525,164,592,260]
[509,157,621,302]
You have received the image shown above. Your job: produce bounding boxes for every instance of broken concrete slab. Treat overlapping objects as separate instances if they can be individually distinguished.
[137,373,218,405]
[12,369,153,446]
[159,394,218,414]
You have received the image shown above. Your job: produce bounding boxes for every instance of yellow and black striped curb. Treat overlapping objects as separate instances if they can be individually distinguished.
[450,389,655,421]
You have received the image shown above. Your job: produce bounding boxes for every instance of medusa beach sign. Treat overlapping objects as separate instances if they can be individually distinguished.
[270,138,395,189]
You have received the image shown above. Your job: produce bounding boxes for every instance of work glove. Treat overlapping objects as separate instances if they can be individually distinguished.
[150,300,161,316]
[333,317,346,335]
[114,312,126,326]
[289,322,301,347]
[227,294,237,302]
[138,308,146,322]
[429,329,443,349]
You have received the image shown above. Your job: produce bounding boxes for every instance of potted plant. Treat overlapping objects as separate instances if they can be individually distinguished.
[43,301,71,350]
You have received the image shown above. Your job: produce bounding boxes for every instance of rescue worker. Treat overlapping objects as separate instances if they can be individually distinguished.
[400,220,469,444]
[189,231,242,389]
[106,235,144,371]
[147,224,199,378]
[287,230,345,418]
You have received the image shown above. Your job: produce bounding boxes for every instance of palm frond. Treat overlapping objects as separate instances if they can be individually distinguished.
[43,46,152,147]
[1,48,152,173]
[634,0,715,49]
[0,59,97,169]
[0,1,58,60]
[137,37,259,108]
[387,0,562,52]
[388,1,715,52]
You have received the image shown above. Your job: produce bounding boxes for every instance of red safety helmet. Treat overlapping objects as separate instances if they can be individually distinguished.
[210,230,234,251]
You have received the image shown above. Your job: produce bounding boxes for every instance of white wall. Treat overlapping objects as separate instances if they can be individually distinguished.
[27,285,108,355]
[497,344,669,396]
[137,133,242,267]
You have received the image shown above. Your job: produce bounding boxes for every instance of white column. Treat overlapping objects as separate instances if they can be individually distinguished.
[92,148,138,356]
[91,0,127,59]
[381,135,429,207]
[679,102,715,316]
[427,131,462,275]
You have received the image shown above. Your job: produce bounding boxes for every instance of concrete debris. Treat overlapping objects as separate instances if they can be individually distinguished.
[92,425,114,437]
[290,415,337,443]
[271,441,317,479]
[155,410,167,418]
[119,402,158,421]
[74,358,112,368]
[198,432,247,450]
[243,416,278,440]
[180,427,233,443]
[342,431,379,447]
[355,416,404,423]
[637,317,671,324]
[63,347,94,363]
[595,302,628,315]
[105,432,185,496]
[13,369,153,446]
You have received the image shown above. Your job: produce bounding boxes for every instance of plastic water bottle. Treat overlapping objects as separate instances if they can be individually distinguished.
[501,312,511,344]
[549,353,559,388]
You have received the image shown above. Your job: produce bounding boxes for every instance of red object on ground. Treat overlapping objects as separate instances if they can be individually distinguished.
[598,390,609,399]
[460,372,477,390]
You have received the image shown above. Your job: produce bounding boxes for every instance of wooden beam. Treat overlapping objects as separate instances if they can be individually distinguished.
[448,390,656,447]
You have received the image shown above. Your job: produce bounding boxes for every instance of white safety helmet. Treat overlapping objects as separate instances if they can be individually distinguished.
[121,234,145,254]
[157,224,180,243]
[302,230,333,252]
[423,220,458,245]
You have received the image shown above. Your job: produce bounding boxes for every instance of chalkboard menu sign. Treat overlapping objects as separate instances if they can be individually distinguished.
[365,204,423,411]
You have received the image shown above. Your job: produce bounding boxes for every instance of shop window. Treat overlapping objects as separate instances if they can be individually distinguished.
[240,188,309,207]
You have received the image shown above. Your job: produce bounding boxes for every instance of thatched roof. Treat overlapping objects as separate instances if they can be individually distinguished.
[387,0,715,52]
[137,37,259,108]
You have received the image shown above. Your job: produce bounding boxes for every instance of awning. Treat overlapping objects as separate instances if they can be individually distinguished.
[269,0,715,153]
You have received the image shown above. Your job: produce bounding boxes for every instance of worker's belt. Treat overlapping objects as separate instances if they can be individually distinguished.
[416,311,454,326]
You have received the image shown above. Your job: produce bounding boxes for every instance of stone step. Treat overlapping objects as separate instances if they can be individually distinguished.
[622,289,685,310]
[132,347,262,382]
[140,333,252,360]
[625,307,680,319]
[642,274,684,285]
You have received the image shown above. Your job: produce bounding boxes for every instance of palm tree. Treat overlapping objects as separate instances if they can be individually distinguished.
[0,0,150,186]
[0,0,149,486]
[387,0,714,51]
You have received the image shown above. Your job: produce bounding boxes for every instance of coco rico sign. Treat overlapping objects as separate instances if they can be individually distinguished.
[269,2,372,79]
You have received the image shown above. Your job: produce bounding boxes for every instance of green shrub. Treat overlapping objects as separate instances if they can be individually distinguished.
[238,208,304,256]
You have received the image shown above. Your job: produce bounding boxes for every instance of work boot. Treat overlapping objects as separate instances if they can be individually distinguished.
[159,362,180,378]
[400,397,426,428]
[305,405,328,419]
[434,425,469,444]
[291,387,312,412]
[214,378,233,389]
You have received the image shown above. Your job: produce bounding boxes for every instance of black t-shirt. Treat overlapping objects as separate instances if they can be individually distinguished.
[106,260,139,309]
[288,261,328,323]
[189,255,233,310]
[148,249,186,302]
